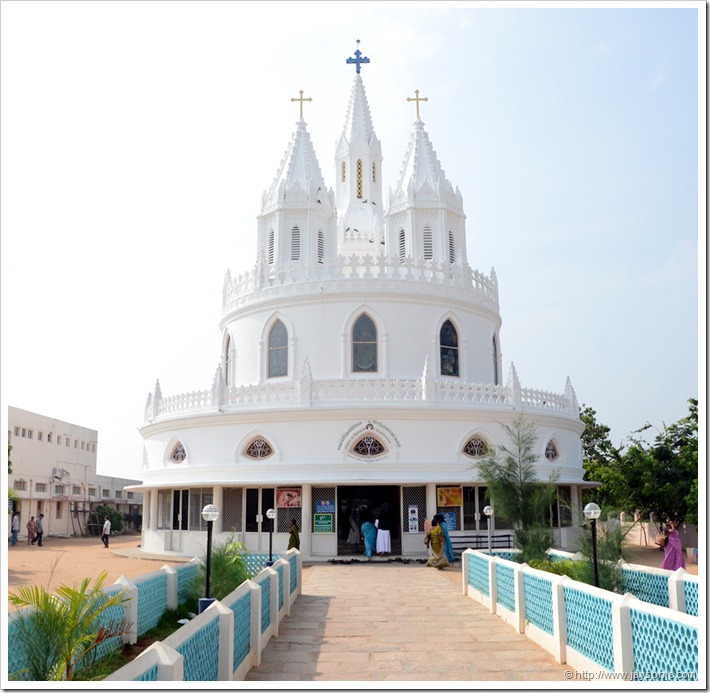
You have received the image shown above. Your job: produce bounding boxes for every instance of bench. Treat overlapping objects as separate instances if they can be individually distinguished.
[449,533,514,557]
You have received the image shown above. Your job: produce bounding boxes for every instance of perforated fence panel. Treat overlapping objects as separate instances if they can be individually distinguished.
[222,487,243,533]
[402,486,426,532]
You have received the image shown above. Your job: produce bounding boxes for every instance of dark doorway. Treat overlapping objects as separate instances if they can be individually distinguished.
[336,485,401,556]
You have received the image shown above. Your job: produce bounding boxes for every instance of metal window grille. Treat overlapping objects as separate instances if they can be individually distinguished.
[312,487,335,533]
[401,486,427,532]
[277,505,302,533]
[222,487,243,532]
[449,229,455,263]
[423,225,433,259]
[356,159,363,198]
[291,225,300,261]
[268,230,275,264]
[398,230,406,263]
[157,490,171,529]
[463,437,487,458]
[317,231,324,264]
[189,489,214,531]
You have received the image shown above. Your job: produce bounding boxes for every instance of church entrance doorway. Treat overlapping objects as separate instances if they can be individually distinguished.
[336,485,401,556]
[245,487,275,552]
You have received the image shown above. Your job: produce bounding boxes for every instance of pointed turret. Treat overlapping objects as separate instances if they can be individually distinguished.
[335,47,385,256]
[385,102,467,266]
[258,107,336,268]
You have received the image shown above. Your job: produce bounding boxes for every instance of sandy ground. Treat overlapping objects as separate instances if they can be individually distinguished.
[6,534,190,603]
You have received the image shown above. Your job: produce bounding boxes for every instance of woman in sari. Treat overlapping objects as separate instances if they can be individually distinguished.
[435,513,455,563]
[660,520,686,571]
[360,516,377,561]
[287,519,300,551]
[26,516,36,546]
[425,518,449,569]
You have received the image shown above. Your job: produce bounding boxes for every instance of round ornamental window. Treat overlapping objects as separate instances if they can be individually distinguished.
[352,435,385,457]
[171,443,187,463]
[245,438,273,459]
[545,441,559,461]
[463,437,487,458]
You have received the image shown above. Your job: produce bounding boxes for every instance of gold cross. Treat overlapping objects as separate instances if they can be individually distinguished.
[406,89,429,119]
[290,90,313,118]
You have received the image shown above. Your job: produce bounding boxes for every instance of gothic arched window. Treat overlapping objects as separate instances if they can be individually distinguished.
[268,229,275,264]
[317,230,324,264]
[356,159,363,198]
[341,161,346,182]
[268,320,288,378]
[245,438,274,459]
[492,336,499,386]
[463,436,487,458]
[440,319,459,377]
[352,435,386,457]
[352,314,377,373]
[545,441,559,461]
[398,229,406,263]
[372,162,376,182]
[448,229,455,264]
[423,225,433,260]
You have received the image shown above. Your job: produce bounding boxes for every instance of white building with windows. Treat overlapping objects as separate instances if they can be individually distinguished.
[8,406,142,539]
[133,48,591,560]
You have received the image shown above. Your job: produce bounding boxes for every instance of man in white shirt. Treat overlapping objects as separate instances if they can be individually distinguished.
[11,511,20,546]
[101,516,111,548]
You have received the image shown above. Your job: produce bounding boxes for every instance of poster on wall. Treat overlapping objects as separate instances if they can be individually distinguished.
[442,510,457,532]
[315,499,335,514]
[408,505,419,532]
[276,488,301,508]
[437,486,463,507]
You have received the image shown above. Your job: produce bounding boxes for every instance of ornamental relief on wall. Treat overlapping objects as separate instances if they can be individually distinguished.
[338,419,401,461]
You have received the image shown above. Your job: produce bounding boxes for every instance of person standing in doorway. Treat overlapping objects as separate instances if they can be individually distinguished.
[26,516,36,545]
[31,514,44,546]
[101,516,111,548]
[11,511,20,546]
[375,503,391,557]
[360,515,377,561]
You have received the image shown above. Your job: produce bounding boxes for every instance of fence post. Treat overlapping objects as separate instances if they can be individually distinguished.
[246,579,262,668]
[488,557,497,614]
[275,558,290,617]
[206,600,235,681]
[551,575,568,664]
[612,592,636,674]
[668,568,687,613]
[266,567,279,638]
[114,576,138,645]
[461,549,470,595]
[161,565,178,611]
[513,562,526,634]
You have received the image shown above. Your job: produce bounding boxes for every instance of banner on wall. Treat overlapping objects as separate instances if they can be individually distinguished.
[408,505,419,532]
[276,488,301,508]
[437,486,463,507]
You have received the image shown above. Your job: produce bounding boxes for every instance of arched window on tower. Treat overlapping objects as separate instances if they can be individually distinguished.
[317,230,324,264]
[268,229,275,265]
[372,162,376,182]
[356,159,363,198]
[492,336,499,386]
[225,334,233,387]
[545,440,559,461]
[268,320,288,378]
[352,314,377,373]
[448,229,455,264]
[423,225,433,260]
[462,436,487,458]
[341,161,346,182]
[245,438,274,459]
[398,229,406,264]
[291,225,300,261]
[440,319,459,377]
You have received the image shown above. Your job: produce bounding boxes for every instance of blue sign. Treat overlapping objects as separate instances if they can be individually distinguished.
[442,511,457,532]
[316,499,335,514]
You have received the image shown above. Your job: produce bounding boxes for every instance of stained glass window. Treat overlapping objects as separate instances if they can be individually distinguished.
[245,438,273,459]
[352,314,377,372]
[352,435,385,457]
[171,443,187,463]
[268,320,288,378]
[440,319,459,377]
[356,159,363,198]
[463,437,487,458]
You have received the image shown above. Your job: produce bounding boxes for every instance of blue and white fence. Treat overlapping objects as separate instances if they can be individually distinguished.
[104,549,302,682]
[463,549,699,680]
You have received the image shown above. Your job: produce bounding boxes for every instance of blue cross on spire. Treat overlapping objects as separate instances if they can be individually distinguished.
[346,40,370,74]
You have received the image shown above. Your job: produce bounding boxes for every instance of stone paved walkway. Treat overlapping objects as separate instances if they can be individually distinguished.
[245,562,575,682]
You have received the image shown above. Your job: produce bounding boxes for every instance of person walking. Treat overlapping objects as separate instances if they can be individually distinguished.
[31,514,44,546]
[26,516,36,545]
[425,517,450,570]
[11,511,20,546]
[434,513,456,563]
[101,516,111,548]
[660,520,686,571]
[360,515,377,560]
[375,502,391,557]
[287,518,300,550]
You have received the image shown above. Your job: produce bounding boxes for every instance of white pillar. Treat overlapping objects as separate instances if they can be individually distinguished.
[301,484,312,559]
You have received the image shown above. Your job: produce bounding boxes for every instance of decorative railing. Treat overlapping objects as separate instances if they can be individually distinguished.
[462,550,699,679]
[144,377,578,424]
[222,254,499,314]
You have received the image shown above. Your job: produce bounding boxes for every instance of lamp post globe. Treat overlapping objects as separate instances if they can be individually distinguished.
[201,504,220,609]
[266,508,276,566]
[483,505,494,555]
[583,502,601,588]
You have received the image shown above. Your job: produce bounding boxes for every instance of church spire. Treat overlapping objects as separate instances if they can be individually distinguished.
[335,42,384,256]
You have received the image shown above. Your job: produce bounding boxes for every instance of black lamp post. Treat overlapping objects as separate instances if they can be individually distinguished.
[266,508,276,566]
[483,505,494,555]
[584,502,601,588]
[199,503,219,612]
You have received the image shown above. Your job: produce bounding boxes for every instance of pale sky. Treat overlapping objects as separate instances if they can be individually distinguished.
[2,1,704,481]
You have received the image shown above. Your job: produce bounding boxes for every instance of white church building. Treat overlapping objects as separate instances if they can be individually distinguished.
[132,47,590,560]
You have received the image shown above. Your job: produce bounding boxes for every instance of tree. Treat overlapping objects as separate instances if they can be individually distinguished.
[579,405,621,507]
[9,570,131,681]
[88,505,123,535]
[475,415,558,562]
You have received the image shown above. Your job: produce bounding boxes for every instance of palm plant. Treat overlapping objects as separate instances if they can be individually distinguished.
[9,569,131,681]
